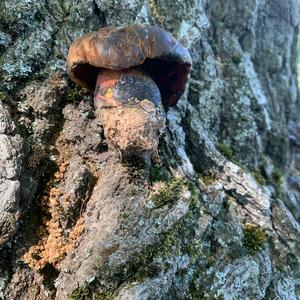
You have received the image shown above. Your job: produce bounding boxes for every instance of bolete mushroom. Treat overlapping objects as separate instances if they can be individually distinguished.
[66,24,191,158]
[67,24,192,109]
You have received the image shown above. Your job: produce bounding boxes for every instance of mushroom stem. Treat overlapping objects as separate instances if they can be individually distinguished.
[93,68,162,110]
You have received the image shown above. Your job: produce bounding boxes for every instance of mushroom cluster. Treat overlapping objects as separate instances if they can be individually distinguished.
[67,24,191,158]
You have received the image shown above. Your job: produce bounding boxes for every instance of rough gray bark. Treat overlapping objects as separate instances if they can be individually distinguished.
[0,0,299,299]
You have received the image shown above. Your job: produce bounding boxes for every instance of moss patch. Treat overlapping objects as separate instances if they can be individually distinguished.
[69,287,90,299]
[190,282,224,300]
[0,89,12,105]
[217,143,234,161]
[199,171,217,186]
[126,181,200,277]
[149,165,169,183]
[69,287,114,300]
[32,71,48,81]
[70,181,202,298]
[151,179,185,208]
[243,224,267,252]
[272,167,283,185]
[253,170,266,186]
[121,155,147,169]
[0,90,7,102]
[66,83,90,103]
[231,54,242,64]
[121,155,147,184]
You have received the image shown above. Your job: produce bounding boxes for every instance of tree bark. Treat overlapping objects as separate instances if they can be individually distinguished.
[0,0,299,299]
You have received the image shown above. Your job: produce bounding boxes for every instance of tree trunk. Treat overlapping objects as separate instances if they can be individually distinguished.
[0,0,299,299]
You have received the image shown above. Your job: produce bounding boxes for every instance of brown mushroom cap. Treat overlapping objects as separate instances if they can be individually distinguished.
[67,24,192,108]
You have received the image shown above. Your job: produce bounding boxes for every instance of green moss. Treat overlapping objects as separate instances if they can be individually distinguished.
[253,170,266,186]
[151,179,185,208]
[231,54,242,64]
[56,53,65,60]
[243,224,267,252]
[125,229,177,280]
[187,181,200,211]
[157,230,176,257]
[128,222,183,280]
[7,212,16,226]
[217,143,234,161]
[276,264,285,273]
[125,182,199,280]
[66,83,90,103]
[199,172,217,186]
[272,167,283,185]
[36,224,48,238]
[121,156,146,169]
[69,288,114,300]
[129,253,154,279]
[0,90,7,102]
[32,71,48,81]
[69,287,92,299]
[149,165,169,183]
[190,284,224,300]
[121,155,147,183]
[94,293,114,300]
[0,89,11,104]
[68,181,202,297]
[190,287,207,300]
[126,187,140,197]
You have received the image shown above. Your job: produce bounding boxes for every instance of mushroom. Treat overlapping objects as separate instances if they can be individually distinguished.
[66,24,192,158]
[67,24,192,110]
